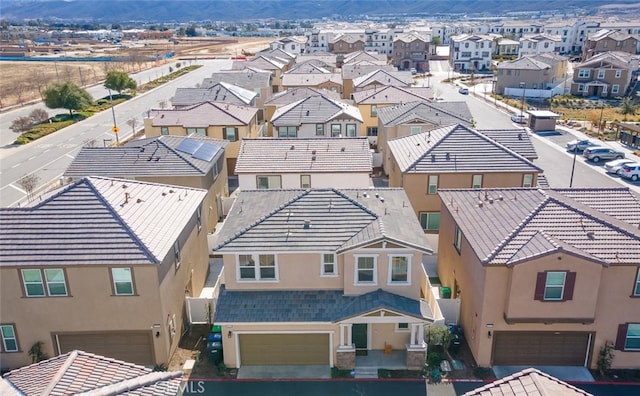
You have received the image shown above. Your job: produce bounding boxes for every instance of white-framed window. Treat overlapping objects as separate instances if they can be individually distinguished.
[300,175,311,188]
[388,255,410,284]
[173,240,181,269]
[544,271,566,300]
[21,269,44,297]
[367,127,378,137]
[355,255,377,284]
[597,70,605,79]
[278,126,297,138]
[454,225,462,254]
[419,212,440,231]
[624,324,640,350]
[160,127,169,135]
[257,175,281,189]
[1,325,18,352]
[428,175,438,195]
[21,268,67,297]
[331,124,341,137]
[472,174,483,189]
[577,83,585,93]
[634,268,640,296]
[223,127,238,141]
[523,173,534,187]
[44,269,67,296]
[321,253,337,276]
[577,69,590,78]
[410,126,421,135]
[237,254,278,281]
[395,322,410,332]
[111,268,134,296]
[615,70,622,78]
[612,84,620,94]
[346,124,357,137]
[316,124,324,136]
[187,127,206,136]
[370,105,378,117]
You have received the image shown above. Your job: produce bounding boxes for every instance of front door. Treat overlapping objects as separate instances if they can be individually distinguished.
[352,324,368,355]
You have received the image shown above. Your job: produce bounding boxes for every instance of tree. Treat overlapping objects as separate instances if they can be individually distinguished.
[17,174,40,202]
[29,108,49,124]
[43,82,92,116]
[10,116,33,134]
[185,25,197,37]
[104,70,137,94]
[620,98,637,121]
[431,36,441,46]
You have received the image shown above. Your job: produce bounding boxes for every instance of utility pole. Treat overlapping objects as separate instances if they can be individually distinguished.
[597,104,604,136]
[519,82,526,118]
[108,88,119,145]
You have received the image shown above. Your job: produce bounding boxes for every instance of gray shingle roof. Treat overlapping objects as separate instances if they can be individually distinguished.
[214,189,433,254]
[477,129,538,160]
[462,368,593,396]
[377,101,473,127]
[215,287,433,323]
[352,70,412,88]
[172,82,257,107]
[0,177,207,266]
[235,137,372,173]
[64,135,227,178]
[201,70,271,90]
[265,87,342,106]
[2,350,182,396]
[150,101,257,126]
[437,187,640,266]
[351,86,431,104]
[387,124,542,173]
[271,95,362,126]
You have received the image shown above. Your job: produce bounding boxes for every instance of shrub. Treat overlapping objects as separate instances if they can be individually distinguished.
[427,350,443,368]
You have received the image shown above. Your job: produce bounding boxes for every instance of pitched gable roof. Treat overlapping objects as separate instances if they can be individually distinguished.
[2,350,182,396]
[579,51,639,70]
[214,189,433,254]
[462,367,592,396]
[201,70,271,90]
[497,56,552,71]
[387,124,540,173]
[172,82,257,106]
[281,72,343,87]
[376,101,473,127]
[351,86,432,105]
[149,101,257,126]
[477,129,538,160]
[265,87,341,106]
[287,59,334,74]
[342,63,397,80]
[352,69,412,88]
[437,188,640,266]
[271,94,362,126]
[343,50,387,65]
[0,177,207,266]
[234,55,287,71]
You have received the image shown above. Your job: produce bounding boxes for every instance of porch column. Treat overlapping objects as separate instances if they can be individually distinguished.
[410,323,418,346]
[337,323,355,370]
[340,324,353,347]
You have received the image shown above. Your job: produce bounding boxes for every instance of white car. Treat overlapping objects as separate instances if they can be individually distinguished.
[511,114,527,124]
[604,158,635,174]
[619,162,640,181]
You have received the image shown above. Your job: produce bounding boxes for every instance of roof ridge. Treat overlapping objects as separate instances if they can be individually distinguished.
[405,124,458,171]
[74,371,182,396]
[41,350,79,395]
[330,189,379,219]
[147,138,205,174]
[211,101,247,125]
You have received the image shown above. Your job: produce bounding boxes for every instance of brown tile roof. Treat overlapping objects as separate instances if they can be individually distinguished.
[438,187,640,266]
[462,368,593,396]
[2,350,182,396]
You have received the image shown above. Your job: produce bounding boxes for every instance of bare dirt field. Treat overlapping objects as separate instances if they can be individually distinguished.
[0,37,272,109]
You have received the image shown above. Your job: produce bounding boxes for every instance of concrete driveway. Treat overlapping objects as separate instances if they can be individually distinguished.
[493,365,594,382]
[237,365,331,379]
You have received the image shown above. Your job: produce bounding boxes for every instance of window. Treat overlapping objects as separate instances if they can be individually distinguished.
[1,325,18,352]
[355,256,376,284]
[173,240,181,269]
[366,127,378,137]
[396,322,410,332]
[238,254,277,281]
[257,175,281,189]
[597,70,605,79]
[616,324,640,351]
[534,271,576,301]
[160,127,169,135]
[454,225,462,253]
[278,126,297,138]
[186,127,206,136]
[612,84,620,94]
[346,124,356,137]
[322,253,336,276]
[197,205,202,231]
[615,70,622,78]
[389,256,409,283]
[316,124,325,136]
[523,174,534,187]
[22,269,67,297]
[577,84,585,93]
[111,268,134,295]
[472,174,483,189]
[238,255,255,279]
[370,105,378,117]
[577,69,590,78]
[331,124,341,137]
[428,175,438,194]
[259,255,276,279]
[223,127,238,141]
[419,212,440,231]
[634,268,640,296]
[300,175,311,188]
[411,126,421,135]
[544,272,566,300]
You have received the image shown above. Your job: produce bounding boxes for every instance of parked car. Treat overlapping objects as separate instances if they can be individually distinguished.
[410,68,417,75]
[458,87,469,95]
[619,162,640,181]
[511,114,527,124]
[582,147,625,163]
[566,139,598,152]
[604,158,636,174]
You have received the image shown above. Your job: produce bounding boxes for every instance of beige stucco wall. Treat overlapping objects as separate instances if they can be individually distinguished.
[237,172,371,190]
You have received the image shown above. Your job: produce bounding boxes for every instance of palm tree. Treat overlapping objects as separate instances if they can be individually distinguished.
[619,98,637,121]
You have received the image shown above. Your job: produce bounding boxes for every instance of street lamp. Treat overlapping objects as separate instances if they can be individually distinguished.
[597,103,605,136]
[569,144,578,188]
[519,82,526,118]
[108,88,119,145]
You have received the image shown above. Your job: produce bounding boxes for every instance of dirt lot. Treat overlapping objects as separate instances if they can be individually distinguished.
[0,37,272,109]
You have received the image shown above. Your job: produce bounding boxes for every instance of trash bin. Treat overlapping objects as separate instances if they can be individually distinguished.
[207,332,222,342]
[211,325,222,333]
[207,341,223,365]
[440,286,452,299]
[449,333,461,355]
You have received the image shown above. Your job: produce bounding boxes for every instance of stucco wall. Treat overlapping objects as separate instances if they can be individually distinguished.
[237,172,371,190]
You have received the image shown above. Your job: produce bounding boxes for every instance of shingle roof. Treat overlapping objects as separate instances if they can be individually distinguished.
[462,368,593,396]
[477,129,538,160]
[387,124,542,173]
[351,86,432,104]
[215,287,433,323]
[282,73,343,87]
[2,350,182,396]
[376,101,473,127]
[214,189,433,254]
[437,187,640,266]
[352,70,412,88]
[201,70,271,90]
[235,137,372,174]
[0,177,207,266]
[271,95,362,126]
[64,135,227,178]
[149,101,257,126]
[265,87,342,106]
[172,82,257,107]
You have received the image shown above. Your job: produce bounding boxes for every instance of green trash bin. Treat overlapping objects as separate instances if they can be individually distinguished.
[211,325,222,333]
[207,341,223,365]
[441,286,452,299]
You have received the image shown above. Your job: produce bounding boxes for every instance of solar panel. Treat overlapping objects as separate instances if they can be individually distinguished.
[175,139,203,155]
[192,143,220,162]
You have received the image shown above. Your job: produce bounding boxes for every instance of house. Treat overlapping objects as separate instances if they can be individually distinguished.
[570,51,640,98]
[1,350,182,395]
[201,69,272,117]
[329,33,366,59]
[63,135,229,233]
[235,137,373,190]
[518,33,562,57]
[342,50,388,66]
[0,177,208,369]
[270,94,363,138]
[269,36,307,54]
[143,102,259,173]
[476,128,538,161]
[171,82,257,108]
[450,33,495,72]
[436,187,640,370]
[495,53,569,96]
[583,29,640,59]
[462,368,593,396]
[281,72,343,95]
[295,51,338,68]
[286,59,335,74]
[351,86,433,145]
[342,63,398,100]
[212,188,442,369]
[494,37,520,58]
[351,69,412,96]
[232,55,290,93]
[391,31,430,72]
[385,124,542,232]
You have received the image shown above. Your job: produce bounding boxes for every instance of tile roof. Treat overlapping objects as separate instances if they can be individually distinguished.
[387,124,542,173]
[235,137,372,174]
[394,32,429,43]
[287,59,334,74]
[476,129,538,160]
[201,70,271,90]
[497,57,553,71]
[376,101,473,127]
[215,287,433,323]
[149,101,258,126]
[271,95,362,126]
[351,86,432,104]
[590,28,638,42]
[342,51,388,65]
[265,87,342,106]
[352,70,412,88]
[437,187,640,266]
[172,82,257,107]
[296,52,338,66]
[520,33,562,43]
[580,51,639,70]
[462,368,593,396]
[232,55,287,71]
[341,64,397,79]
[214,189,433,254]
[0,177,207,266]
[258,48,296,60]
[3,350,181,396]
[64,135,227,178]
[282,73,343,87]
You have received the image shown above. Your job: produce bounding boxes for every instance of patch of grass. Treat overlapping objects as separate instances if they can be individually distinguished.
[378,368,424,378]
[331,367,353,378]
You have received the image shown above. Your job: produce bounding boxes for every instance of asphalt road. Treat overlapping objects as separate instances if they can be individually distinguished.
[0,59,232,207]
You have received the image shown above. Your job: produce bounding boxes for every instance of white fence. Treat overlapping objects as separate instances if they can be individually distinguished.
[186,297,216,325]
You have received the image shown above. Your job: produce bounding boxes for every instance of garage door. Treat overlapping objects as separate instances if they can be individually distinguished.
[239,334,330,365]
[56,331,154,365]
[493,331,591,366]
